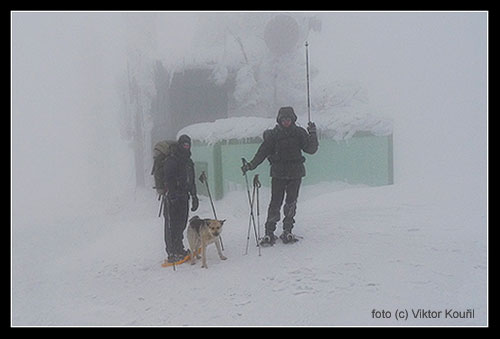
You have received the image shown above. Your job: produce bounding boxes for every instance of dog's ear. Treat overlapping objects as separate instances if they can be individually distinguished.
[219,219,226,225]
[203,219,212,226]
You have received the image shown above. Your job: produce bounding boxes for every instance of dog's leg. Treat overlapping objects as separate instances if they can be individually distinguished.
[216,237,227,261]
[201,241,208,269]
[187,230,197,265]
[190,243,197,265]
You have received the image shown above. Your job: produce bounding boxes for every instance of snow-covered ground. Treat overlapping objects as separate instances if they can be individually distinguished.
[12,179,487,326]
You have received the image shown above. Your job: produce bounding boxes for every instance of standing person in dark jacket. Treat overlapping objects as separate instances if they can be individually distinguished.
[163,134,199,263]
[241,106,318,245]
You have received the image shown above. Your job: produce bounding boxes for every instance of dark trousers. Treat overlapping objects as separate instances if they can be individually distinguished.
[264,177,302,234]
[163,196,189,256]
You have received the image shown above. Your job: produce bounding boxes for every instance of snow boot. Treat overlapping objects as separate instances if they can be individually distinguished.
[167,248,189,262]
[162,250,192,268]
[260,233,277,247]
[167,254,178,263]
[280,230,299,244]
[173,248,190,262]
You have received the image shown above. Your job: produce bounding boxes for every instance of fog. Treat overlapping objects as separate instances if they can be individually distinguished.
[11,11,487,225]
[312,12,486,189]
[12,13,126,224]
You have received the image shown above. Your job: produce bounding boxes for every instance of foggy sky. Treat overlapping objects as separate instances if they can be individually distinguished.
[312,12,487,188]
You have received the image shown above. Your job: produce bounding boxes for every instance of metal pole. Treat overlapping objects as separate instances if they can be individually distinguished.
[199,171,224,250]
[242,159,260,255]
[200,171,217,219]
[245,182,256,255]
[305,41,311,123]
[254,175,262,257]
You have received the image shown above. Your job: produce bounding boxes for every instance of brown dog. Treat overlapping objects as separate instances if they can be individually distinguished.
[187,216,227,268]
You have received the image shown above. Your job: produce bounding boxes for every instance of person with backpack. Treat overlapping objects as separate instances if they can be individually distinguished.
[162,134,199,263]
[241,106,318,245]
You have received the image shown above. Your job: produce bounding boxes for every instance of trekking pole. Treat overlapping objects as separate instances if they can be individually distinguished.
[199,171,217,218]
[253,174,262,256]
[305,41,312,123]
[242,158,260,255]
[245,180,256,255]
[199,171,224,251]
[158,193,165,218]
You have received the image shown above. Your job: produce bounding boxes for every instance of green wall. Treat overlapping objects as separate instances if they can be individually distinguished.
[190,143,221,199]
[191,134,393,200]
[303,134,393,186]
[220,142,272,192]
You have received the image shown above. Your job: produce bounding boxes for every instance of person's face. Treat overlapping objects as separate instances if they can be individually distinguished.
[281,117,292,128]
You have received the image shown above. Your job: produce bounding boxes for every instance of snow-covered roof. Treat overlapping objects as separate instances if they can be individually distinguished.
[178,117,275,145]
[314,107,393,140]
[177,111,392,145]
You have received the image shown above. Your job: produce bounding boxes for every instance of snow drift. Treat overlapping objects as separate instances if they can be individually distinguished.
[12,181,486,326]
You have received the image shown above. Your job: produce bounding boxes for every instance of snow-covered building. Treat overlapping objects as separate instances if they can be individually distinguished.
[178,114,393,200]
[144,12,393,198]
[149,13,322,146]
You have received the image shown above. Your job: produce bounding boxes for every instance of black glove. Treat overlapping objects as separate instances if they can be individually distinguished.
[191,195,199,212]
[241,161,253,175]
[307,121,317,134]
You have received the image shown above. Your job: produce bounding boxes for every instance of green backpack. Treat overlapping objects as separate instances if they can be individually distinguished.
[151,140,176,195]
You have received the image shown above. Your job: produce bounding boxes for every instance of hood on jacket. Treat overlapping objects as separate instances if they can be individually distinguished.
[177,134,191,147]
[276,106,297,124]
[176,134,192,158]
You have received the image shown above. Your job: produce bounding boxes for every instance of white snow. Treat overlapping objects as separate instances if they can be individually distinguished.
[177,112,392,145]
[314,108,393,140]
[233,65,259,108]
[178,117,275,144]
[12,179,486,326]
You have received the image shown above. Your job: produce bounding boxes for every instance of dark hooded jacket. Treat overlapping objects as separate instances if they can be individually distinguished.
[163,135,197,199]
[248,107,319,179]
